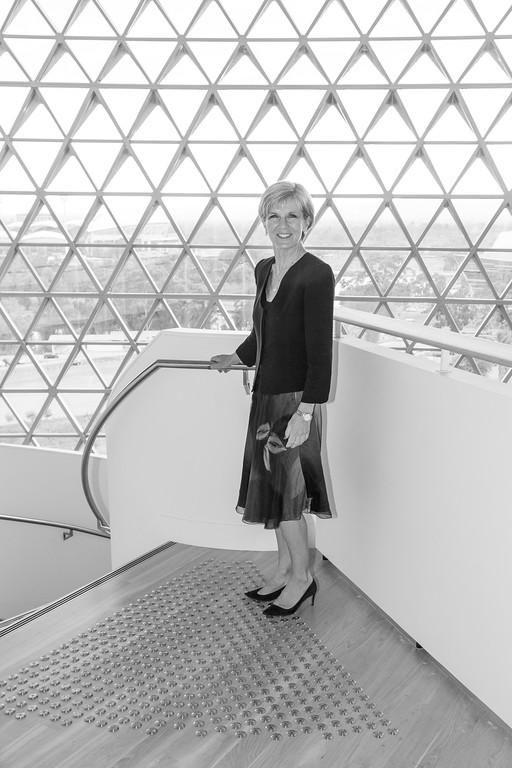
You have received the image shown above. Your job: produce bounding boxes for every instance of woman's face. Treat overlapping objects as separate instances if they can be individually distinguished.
[264,197,306,252]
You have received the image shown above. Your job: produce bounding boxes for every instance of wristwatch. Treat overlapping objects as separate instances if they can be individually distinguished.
[296,408,312,422]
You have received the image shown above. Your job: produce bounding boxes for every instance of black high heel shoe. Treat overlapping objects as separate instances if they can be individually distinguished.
[263,579,317,617]
[245,585,286,602]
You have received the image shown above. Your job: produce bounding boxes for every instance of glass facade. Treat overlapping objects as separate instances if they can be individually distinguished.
[1,0,512,449]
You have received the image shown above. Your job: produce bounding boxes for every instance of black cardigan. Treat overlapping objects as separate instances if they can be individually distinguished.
[236,252,334,403]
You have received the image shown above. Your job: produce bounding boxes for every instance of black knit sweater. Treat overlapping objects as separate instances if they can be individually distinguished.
[236,252,334,403]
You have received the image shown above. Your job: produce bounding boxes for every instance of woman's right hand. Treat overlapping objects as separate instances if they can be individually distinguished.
[209,352,240,372]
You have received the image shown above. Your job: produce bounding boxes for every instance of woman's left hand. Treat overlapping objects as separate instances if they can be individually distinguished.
[285,412,311,449]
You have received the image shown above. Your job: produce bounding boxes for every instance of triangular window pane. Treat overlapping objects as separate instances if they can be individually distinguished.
[452,158,502,195]
[425,144,476,191]
[425,105,477,141]
[219,54,268,86]
[393,156,443,194]
[336,255,379,297]
[332,198,381,242]
[462,88,509,136]
[104,195,151,237]
[49,195,95,239]
[448,304,489,334]
[337,90,382,136]
[432,39,482,80]
[160,51,208,86]
[399,89,448,135]
[365,145,412,189]
[420,207,469,248]
[27,299,73,341]
[41,50,88,84]
[162,196,209,239]
[3,361,47,391]
[486,106,512,141]
[110,298,156,333]
[191,206,238,246]
[73,103,122,140]
[279,52,327,86]
[371,1,420,36]
[0,249,41,291]
[399,53,449,85]
[488,145,512,188]
[454,198,502,244]
[188,42,237,82]
[72,141,122,189]
[248,3,298,38]
[134,204,180,245]
[338,54,388,86]
[7,38,54,80]
[160,90,205,134]
[4,0,54,34]
[217,0,262,35]
[135,246,180,290]
[218,158,265,194]
[100,88,148,134]
[14,104,63,140]
[39,87,87,133]
[283,157,325,194]
[0,310,17,340]
[24,245,69,289]
[246,144,292,184]
[309,1,359,37]
[362,207,409,247]
[131,143,179,187]
[132,105,180,141]
[165,255,209,293]
[161,155,209,193]
[188,3,237,38]
[280,0,332,34]
[202,304,232,331]
[67,1,115,36]
[479,253,512,296]
[0,47,29,81]
[37,0,76,31]
[217,90,263,136]
[420,250,467,293]
[190,106,238,141]
[20,203,65,243]
[343,0,386,33]
[47,155,95,193]
[248,42,296,80]
[476,206,512,249]
[1,296,42,336]
[193,247,236,289]
[0,87,30,134]
[334,157,382,194]
[127,1,177,38]
[306,206,351,247]
[433,0,484,36]
[363,250,409,293]
[306,144,354,190]
[144,299,178,331]
[306,105,355,141]
[247,107,296,141]
[389,256,436,297]
[412,0,452,33]
[219,197,261,240]
[100,51,148,85]
[12,141,60,187]
[0,154,35,191]
[364,41,417,82]
[366,107,416,141]
[99,0,142,34]
[449,258,494,299]
[308,42,358,81]
[128,41,173,82]
[66,40,116,81]
[52,253,97,292]
[220,252,256,294]
[461,51,510,84]
[77,204,124,245]
[222,298,256,330]
[59,392,105,430]
[104,156,152,193]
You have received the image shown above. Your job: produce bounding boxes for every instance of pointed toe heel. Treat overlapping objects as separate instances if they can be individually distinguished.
[245,585,285,602]
[263,579,318,617]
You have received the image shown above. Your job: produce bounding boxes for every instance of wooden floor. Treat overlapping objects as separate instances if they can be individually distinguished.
[0,542,511,768]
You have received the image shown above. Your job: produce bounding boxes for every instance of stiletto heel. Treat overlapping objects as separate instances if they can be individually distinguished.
[245,585,285,602]
[263,579,318,617]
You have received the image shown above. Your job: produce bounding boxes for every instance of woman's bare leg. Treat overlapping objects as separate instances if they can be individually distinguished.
[271,515,313,608]
[257,525,291,595]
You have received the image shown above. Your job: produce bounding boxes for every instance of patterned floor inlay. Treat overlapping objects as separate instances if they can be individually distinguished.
[0,560,398,741]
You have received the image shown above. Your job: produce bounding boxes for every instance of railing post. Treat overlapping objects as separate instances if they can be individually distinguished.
[439,348,451,374]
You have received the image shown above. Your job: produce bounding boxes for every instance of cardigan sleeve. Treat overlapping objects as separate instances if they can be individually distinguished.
[235,261,260,366]
[302,262,335,403]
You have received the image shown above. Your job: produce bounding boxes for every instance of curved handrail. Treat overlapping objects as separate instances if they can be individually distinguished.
[334,308,512,368]
[0,514,110,539]
[81,359,251,534]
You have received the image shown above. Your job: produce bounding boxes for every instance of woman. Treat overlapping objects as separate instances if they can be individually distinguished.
[210,181,334,617]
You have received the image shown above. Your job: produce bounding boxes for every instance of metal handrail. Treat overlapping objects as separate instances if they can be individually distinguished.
[81,359,251,534]
[334,308,512,368]
[0,515,110,539]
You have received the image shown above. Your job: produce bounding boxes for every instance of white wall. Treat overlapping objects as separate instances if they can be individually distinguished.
[0,444,111,617]
[107,329,512,729]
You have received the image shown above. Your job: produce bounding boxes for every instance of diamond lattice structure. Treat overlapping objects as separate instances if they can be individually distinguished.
[1,0,512,449]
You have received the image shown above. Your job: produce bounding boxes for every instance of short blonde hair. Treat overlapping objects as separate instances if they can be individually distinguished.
[258,181,315,241]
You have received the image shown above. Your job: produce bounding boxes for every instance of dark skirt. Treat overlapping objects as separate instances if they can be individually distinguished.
[236,391,332,529]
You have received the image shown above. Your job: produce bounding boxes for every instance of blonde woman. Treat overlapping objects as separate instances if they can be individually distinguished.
[211,181,334,617]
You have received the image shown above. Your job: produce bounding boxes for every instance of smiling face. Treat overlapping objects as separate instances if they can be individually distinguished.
[264,197,307,254]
